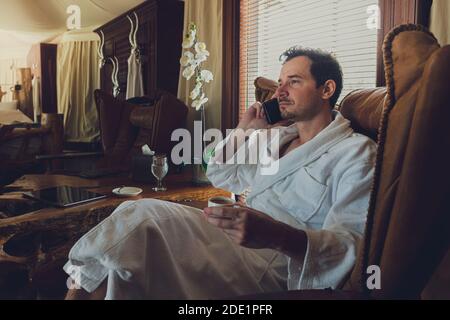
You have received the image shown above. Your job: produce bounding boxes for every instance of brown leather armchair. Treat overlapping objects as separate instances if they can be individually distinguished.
[93,89,189,170]
[341,24,449,300]
[251,24,449,299]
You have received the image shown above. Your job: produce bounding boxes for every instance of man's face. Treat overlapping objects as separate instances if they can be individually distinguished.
[272,56,324,122]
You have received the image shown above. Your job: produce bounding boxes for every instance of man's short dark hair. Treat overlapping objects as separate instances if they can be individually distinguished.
[280,46,343,108]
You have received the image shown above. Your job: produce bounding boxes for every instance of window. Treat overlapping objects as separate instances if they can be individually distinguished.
[0,58,27,102]
[239,0,379,118]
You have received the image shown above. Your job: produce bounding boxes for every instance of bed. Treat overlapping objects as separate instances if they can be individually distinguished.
[0,109,34,125]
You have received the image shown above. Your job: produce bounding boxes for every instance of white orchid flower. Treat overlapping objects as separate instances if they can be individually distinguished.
[190,88,200,100]
[189,28,197,40]
[195,42,208,53]
[182,65,196,80]
[195,43,209,64]
[180,51,194,67]
[190,58,200,68]
[180,23,213,111]
[194,56,207,65]
[194,81,203,91]
[188,23,197,36]
[182,35,195,48]
[200,70,213,83]
[195,50,210,60]
[192,93,209,110]
[190,82,202,100]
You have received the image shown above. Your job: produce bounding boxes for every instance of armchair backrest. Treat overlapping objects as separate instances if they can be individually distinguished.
[341,24,450,299]
[94,90,188,168]
[254,77,278,102]
[94,90,139,167]
[128,90,189,158]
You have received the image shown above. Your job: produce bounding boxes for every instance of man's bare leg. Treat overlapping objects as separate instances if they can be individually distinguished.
[65,279,107,300]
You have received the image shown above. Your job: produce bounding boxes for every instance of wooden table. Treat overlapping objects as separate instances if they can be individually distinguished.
[0,172,229,298]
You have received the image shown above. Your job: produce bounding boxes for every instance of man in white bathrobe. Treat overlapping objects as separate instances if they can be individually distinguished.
[64,47,376,300]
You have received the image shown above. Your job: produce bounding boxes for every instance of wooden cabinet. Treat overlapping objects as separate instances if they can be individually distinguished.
[94,0,184,100]
[26,43,58,115]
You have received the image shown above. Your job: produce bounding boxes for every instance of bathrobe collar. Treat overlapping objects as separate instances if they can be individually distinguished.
[247,111,354,201]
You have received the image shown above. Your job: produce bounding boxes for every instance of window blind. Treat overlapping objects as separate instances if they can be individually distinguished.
[239,0,379,118]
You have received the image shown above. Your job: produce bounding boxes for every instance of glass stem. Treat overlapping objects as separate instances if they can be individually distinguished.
[157,179,163,189]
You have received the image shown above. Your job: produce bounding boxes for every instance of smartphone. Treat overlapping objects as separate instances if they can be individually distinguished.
[262,98,283,125]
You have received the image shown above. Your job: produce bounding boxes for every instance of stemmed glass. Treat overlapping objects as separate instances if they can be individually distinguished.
[151,154,169,192]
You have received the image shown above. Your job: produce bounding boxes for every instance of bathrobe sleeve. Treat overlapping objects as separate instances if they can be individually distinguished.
[287,161,375,290]
[206,129,261,194]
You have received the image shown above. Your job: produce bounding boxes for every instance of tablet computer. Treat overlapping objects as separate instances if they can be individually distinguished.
[23,186,107,208]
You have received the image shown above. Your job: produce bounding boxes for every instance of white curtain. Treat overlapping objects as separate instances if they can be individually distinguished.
[57,40,100,142]
[178,0,223,131]
[430,0,450,45]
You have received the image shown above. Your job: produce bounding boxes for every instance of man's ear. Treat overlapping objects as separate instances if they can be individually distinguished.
[321,80,336,101]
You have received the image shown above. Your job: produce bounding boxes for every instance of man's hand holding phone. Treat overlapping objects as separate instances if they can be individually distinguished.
[220,99,291,163]
[238,98,291,131]
[237,101,269,131]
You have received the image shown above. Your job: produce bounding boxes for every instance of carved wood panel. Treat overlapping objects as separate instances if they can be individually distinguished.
[95,0,183,100]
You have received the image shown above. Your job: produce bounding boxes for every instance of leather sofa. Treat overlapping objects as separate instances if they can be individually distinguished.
[253,24,449,299]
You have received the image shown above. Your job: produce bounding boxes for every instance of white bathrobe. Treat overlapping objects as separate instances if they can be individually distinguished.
[126,49,144,99]
[207,111,377,290]
[63,111,376,299]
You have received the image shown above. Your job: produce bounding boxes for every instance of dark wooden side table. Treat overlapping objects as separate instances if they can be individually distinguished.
[0,172,230,299]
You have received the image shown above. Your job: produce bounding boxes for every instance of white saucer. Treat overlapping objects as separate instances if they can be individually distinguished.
[112,187,143,197]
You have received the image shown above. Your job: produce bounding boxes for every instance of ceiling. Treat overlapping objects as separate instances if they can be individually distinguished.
[0,0,145,59]
[0,0,146,32]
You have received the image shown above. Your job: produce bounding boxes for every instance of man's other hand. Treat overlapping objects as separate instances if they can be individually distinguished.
[203,204,282,249]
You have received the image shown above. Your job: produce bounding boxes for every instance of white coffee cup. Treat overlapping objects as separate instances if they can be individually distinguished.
[208,196,236,207]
